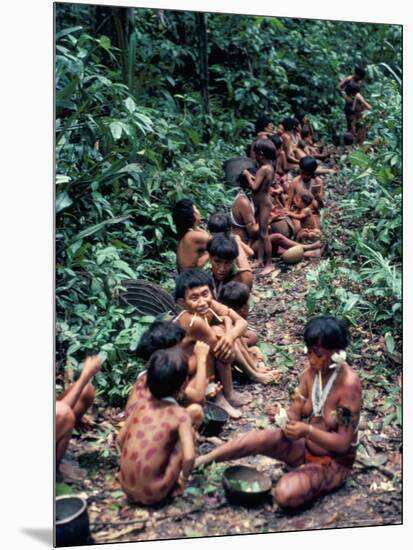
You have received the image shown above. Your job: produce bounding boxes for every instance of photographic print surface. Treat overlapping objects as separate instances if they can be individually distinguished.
[55,1,402,545]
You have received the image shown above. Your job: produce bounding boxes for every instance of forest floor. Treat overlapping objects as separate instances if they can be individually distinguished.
[58,213,402,543]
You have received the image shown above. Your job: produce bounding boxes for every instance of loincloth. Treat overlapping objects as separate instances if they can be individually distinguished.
[304,449,335,466]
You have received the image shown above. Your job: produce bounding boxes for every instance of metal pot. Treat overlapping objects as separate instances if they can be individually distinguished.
[55,495,93,547]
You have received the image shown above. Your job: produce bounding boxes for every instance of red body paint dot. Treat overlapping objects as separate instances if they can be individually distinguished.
[143,486,153,497]
[142,465,151,477]
[141,439,149,449]
[129,473,136,485]
[138,404,145,411]
[132,417,138,424]
[145,447,157,460]
[153,431,164,442]
[130,451,138,461]
[136,461,141,474]
[161,422,170,429]
[126,431,131,440]
[135,430,145,439]
[122,447,128,459]
[142,416,153,424]
[179,415,187,423]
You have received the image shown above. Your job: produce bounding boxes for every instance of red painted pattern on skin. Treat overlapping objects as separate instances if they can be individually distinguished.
[126,431,131,440]
[161,422,170,430]
[129,472,136,485]
[135,430,145,439]
[122,447,128,459]
[136,461,141,475]
[130,451,138,461]
[132,417,138,424]
[142,465,151,477]
[179,415,187,423]
[145,447,157,460]
[153,431,164,442]
[143,486,153,497]
[141,439,149,449]
[142,416,153,424]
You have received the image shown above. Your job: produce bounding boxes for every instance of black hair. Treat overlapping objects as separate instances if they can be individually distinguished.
[343,132,354,146]
[218,281,250,310]
[293,118,300,128]
[298,139,306,150]
[172,199,195,239]
[207,212,231,235]
[174,268,215,300]
[253,139,276,161]
[282,117,295,131]
[300,192,313,206]
[304,316,348,350]
[207,233,239,261]
[299,156,318,174]
[301,125,311,138]
[345,82,360,96]
[354,66,366,79]
[136,321,186,361]
[296,110,307,123]
[269,134,283,149]
[255,114,273,134]
[146,348,188,399]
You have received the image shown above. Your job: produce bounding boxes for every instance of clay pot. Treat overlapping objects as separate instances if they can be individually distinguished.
[281,244,305,264]
[55,495,92,547]
[223,157,257,186]
[222,465,272,507]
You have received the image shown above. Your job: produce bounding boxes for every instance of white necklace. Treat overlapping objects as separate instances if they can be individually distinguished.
[311,367,341,417]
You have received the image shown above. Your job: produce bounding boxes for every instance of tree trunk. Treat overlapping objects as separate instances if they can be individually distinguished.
[195,12,211,143]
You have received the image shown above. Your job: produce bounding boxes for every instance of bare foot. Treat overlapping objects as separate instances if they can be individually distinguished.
[227,390,251,406]
[250,371,277,384]
[302,241,322,251]
[259,264,275,276]
[215,394,242,419]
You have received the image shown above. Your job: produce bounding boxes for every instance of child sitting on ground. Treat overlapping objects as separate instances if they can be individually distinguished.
[174,268,250,418]
[118,348,200,504]
[207,233,253,293]
[172,199,210,272]
[122,321,214,421]
[219,281,280,383]
[207,212,254,259]
[286,156,325,223]
[285,191,322,242]
[242,139,276,276]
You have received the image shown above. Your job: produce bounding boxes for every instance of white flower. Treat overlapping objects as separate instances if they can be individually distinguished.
[274,407,288,429]
[331,350,347,364]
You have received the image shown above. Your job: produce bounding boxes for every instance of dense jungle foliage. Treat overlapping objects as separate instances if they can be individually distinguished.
[55,4,401,406]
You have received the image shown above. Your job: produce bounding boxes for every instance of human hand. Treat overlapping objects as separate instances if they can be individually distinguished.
[194,340,210,362]
[213,334,234,361]
[174,472,188,495]
[82,355,101,378]
[284,420,311,440]
[205,377,223,399]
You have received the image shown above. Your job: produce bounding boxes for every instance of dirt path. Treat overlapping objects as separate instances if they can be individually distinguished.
[58,243,401,543]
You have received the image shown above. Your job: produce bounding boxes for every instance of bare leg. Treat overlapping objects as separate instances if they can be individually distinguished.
[215,359,250,408]
[269,233,321,252]
[258,203,275,275]
[196,429,306,467]
[56,402,76,466]
[233,340,275,384]
[274,462,351,509]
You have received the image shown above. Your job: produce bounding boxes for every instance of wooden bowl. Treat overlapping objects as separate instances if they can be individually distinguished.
[222,465,272,507]
[200,401,228,436]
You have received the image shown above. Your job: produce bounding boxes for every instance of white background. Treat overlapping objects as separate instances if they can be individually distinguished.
[1,0,409,549]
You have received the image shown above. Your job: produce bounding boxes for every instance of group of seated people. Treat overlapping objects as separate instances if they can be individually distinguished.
[56,95,365,513]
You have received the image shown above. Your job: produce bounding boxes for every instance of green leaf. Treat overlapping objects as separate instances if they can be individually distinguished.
[124,97,136,114]
[384,332,395,354]
[110,490,125,498]
[184,486,203,497]
[349,151,371,170]
[56,26,83,40]
[109,121,123,140]
[69,215,130,244]
[56,482,73,496]
[56,192,73,213]
[98,35,111,50]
